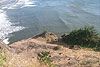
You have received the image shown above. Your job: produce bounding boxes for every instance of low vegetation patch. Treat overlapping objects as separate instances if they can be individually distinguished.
[0,51,8,66]
[51,39,55,43]
[38,51,55,67]
[62,26,100,51]
[53,46,61,50]
[43,30,48,34]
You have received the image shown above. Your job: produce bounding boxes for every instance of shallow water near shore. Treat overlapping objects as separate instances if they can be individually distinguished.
[0,0,100,44]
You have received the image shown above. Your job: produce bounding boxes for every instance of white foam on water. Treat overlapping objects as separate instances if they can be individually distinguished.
[0,0,17,9]
[3,38,9,44]
[0,11,25,43]
[0,0,7,3]
[7,0,37,9]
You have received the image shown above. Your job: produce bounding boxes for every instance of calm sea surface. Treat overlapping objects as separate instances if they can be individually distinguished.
[0,0,100,44]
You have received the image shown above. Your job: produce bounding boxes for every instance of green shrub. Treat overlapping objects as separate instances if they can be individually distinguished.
[43,30,48,34]
[51,39,55,42]
[50,33,55,35]
[38,51,54,67]
[62,26,100,48]
[53,46,61,50]
[94,47,100,51]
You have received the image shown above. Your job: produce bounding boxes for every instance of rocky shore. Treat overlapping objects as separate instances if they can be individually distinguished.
[0,32,100,67]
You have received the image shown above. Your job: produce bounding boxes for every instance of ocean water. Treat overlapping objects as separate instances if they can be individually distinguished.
[0,0,100,44]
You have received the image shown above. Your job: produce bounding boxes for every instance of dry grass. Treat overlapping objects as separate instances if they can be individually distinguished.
[0,33,100,67]
[10,39,100,67]
[2,51,41,67]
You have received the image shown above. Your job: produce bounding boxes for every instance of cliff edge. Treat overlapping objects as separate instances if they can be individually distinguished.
[0,32,100,67]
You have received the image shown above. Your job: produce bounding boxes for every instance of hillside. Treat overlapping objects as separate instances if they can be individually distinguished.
[0,32,100,67]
